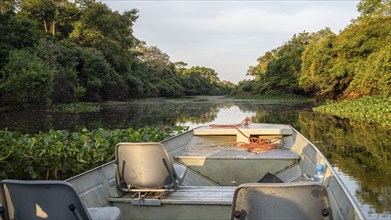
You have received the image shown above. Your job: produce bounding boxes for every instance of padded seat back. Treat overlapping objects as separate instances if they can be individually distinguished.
[0,180,91,220]
[231,182,332,220]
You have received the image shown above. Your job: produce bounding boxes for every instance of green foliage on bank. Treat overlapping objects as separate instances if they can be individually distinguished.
[50,102,99,113]
[233,93,309,104]
[0,0,233,107]
[313,96,391,126]
[237,0,391,101]
[0,126,187,180]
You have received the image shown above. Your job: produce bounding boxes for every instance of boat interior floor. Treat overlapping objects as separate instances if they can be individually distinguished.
[174,144,301,186]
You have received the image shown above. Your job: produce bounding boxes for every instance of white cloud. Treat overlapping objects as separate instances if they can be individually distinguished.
[101,0,359,83]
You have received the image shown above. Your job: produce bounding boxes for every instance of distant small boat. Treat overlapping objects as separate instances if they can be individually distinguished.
[1,123,365,219]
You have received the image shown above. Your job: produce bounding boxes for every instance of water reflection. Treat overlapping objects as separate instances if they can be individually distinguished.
[0,97,390,218]
[178,105,256,128]
[0,99,223,133]
[0,97,311,133]
[297,112,391,217]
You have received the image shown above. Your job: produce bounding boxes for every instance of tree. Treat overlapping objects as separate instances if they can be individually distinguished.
[300,32,338,98]
[348,44,391,97]
[0,12,42,67]
[187,66,220,84]
[137,44,172,69]
[330,16,391,98]
[174,61,188,72]
[19,0,79,36]
[257,32,313,94]
[50,40,81,103]
[249,52,274,76]
[0,0,18,14]
[180,67,224,95]
[0,49,54,106]
[69,2,138,74]
[357,0,391,18]
[74,0,95,9]
[77,47,116,101]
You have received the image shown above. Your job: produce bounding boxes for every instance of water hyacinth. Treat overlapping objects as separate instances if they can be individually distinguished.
[0,126,187,180]
[313,96,391,126]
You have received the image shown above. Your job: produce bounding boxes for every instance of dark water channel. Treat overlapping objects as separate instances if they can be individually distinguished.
[1,96,390,219]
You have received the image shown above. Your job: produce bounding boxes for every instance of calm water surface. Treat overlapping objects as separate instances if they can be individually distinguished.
[1,96,390,219]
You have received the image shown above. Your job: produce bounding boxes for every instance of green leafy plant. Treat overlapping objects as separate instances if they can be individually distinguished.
[313,96,391,126]
[0,126,187,180]
[50,102,99,113]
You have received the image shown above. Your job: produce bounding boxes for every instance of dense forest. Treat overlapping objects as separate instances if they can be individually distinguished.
[235,0,390,100]
[0,0,234,107]
[1,0,389,108]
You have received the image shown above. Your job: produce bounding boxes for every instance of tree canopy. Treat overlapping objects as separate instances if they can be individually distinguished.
[357,0,391,19]
[0,0,232,107]
[235,0,391,100]
[2,0,389,106]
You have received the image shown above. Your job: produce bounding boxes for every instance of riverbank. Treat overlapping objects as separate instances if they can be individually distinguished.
[231,94,312,104]
[313,96,391,126]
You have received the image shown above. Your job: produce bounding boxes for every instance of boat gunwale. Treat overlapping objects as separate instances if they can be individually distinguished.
[289,125,365,219]
[65,160,115,182]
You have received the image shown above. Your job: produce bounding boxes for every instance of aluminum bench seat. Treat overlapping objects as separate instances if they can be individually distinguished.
[108,186,235,219]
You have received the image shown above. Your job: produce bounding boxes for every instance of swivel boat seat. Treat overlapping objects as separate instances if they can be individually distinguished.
[231,182,333,220]
[115,142,187,204]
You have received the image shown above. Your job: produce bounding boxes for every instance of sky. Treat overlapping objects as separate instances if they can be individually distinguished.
[101,0,360,83]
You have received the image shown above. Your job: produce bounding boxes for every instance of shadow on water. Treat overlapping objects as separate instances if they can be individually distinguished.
[0,98,228,133]
[0,96,390,218]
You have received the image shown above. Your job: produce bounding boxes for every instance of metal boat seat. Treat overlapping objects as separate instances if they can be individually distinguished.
[231,182,332,220]
[0,180,121,220]
[115,142,187,194]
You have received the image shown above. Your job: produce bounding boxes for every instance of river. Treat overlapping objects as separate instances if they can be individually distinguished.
[1,96,390,219]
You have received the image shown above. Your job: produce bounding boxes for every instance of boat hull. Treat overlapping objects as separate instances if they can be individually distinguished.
[66,124,364,219]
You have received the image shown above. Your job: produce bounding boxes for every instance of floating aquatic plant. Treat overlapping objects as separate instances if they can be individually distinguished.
[0,126,187,180]
[313,96,391,126]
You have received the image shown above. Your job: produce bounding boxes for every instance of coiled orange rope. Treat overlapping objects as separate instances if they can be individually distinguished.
[209,118,284,154]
